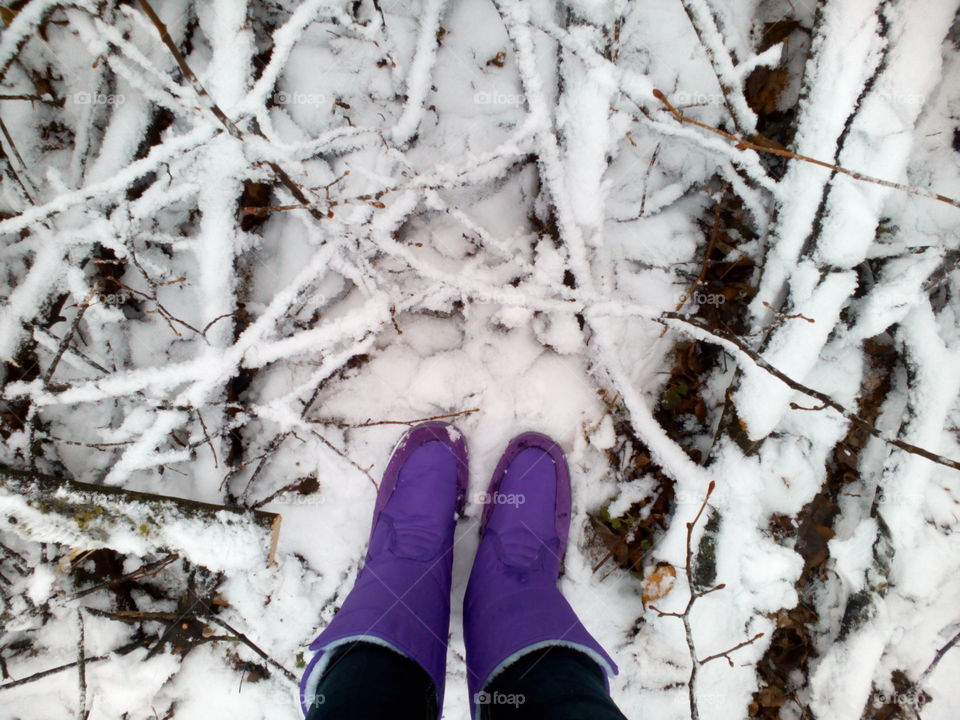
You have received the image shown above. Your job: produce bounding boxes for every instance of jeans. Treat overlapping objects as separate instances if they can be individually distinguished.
[305,642,627,720]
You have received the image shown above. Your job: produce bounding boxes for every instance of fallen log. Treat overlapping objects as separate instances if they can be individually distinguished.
[0,465,281,571]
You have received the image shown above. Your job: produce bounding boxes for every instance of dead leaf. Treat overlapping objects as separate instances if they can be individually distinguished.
[487,51,506,68]
[759,19,800,51]
[642,563,676,604]
[0,1,26,27]
[756,684,786,708]
[745,67,790,115]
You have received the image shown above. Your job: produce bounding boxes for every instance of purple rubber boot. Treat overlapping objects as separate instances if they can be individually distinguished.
[463,432,618,719]
[299,421,468,718]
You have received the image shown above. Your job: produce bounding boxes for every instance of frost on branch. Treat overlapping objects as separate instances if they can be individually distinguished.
[2,1,960,718]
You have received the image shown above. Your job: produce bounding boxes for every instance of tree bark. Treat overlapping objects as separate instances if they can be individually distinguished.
[0,465,281,571]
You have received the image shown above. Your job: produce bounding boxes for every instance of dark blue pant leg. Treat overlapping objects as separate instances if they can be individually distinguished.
[305,641,436,720]
[482,647,628,720]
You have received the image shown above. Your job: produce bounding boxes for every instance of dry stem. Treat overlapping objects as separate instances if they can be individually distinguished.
[653,89,960,210]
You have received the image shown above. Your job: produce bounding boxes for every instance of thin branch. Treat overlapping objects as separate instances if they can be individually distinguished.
[0,639,149,692]
[68,553,180,601]
[761,300,814,324]
[115,279,204,338]
[677,0,755,136]
[699,631,765,666]
[201,312,237,339]
[196,410,219,469]
[920,627,960,683]
[0,93,59,103]
[202,615,297,683]
[43,284,101,385]
[693,582,725,599]
[250,476,316,510]
[0,115,37,202]
[649,482,764,720]
[660,191,725,338]
[324,407,480,428]
[234,431,291,497]
[48,435,134,451]
[135,0,327,221]
[311,430,377,488]
[650,481,713,720]
[0,542,28,575]
[77,610,88,720]
[661,311,960,472]
[653,89,960,210]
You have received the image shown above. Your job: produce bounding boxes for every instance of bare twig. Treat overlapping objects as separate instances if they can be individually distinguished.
[661,311,960,472]
[43,284,101,385]
[234,431,292,497]
[250,476,315,510]
[762,300,814,324]
[323,407,480,428]
[135,0,327,221]
[201,313,237,339]
[202,615,297,683]
[77,610,88,720]
[115,280,204,338]
[48,435,134,451]
[0,93,59,103]
[637,141,661,217]
[653,89,960,210]
[33,327,112,375]
[699,632,765,666]
[311,430,377,488]
[196,410,219,469]
[69,553,180,601]
[650,481,764,720]
[659,192,725,338]
[677,0,754,136]
[1,657,107,693]
[920,627,960,683]
[0,542,28,575]
[0,119,38,203]
[0,639,150,692]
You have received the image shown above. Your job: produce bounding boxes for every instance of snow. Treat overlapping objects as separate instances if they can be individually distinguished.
[2,1,960,719]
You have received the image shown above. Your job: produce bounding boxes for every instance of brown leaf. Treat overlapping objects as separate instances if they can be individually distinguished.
[757,684,786,708]
[487,51,506,68]
[759,19,800,51]
[693,397,707,423]
[642,563,676,604]
[745,68,790,116]
[0,1,26,27]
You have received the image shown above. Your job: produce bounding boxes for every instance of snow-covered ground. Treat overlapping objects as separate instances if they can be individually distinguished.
[1,1,959,719]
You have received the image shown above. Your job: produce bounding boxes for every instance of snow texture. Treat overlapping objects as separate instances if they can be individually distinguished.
[1,1,959,719]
